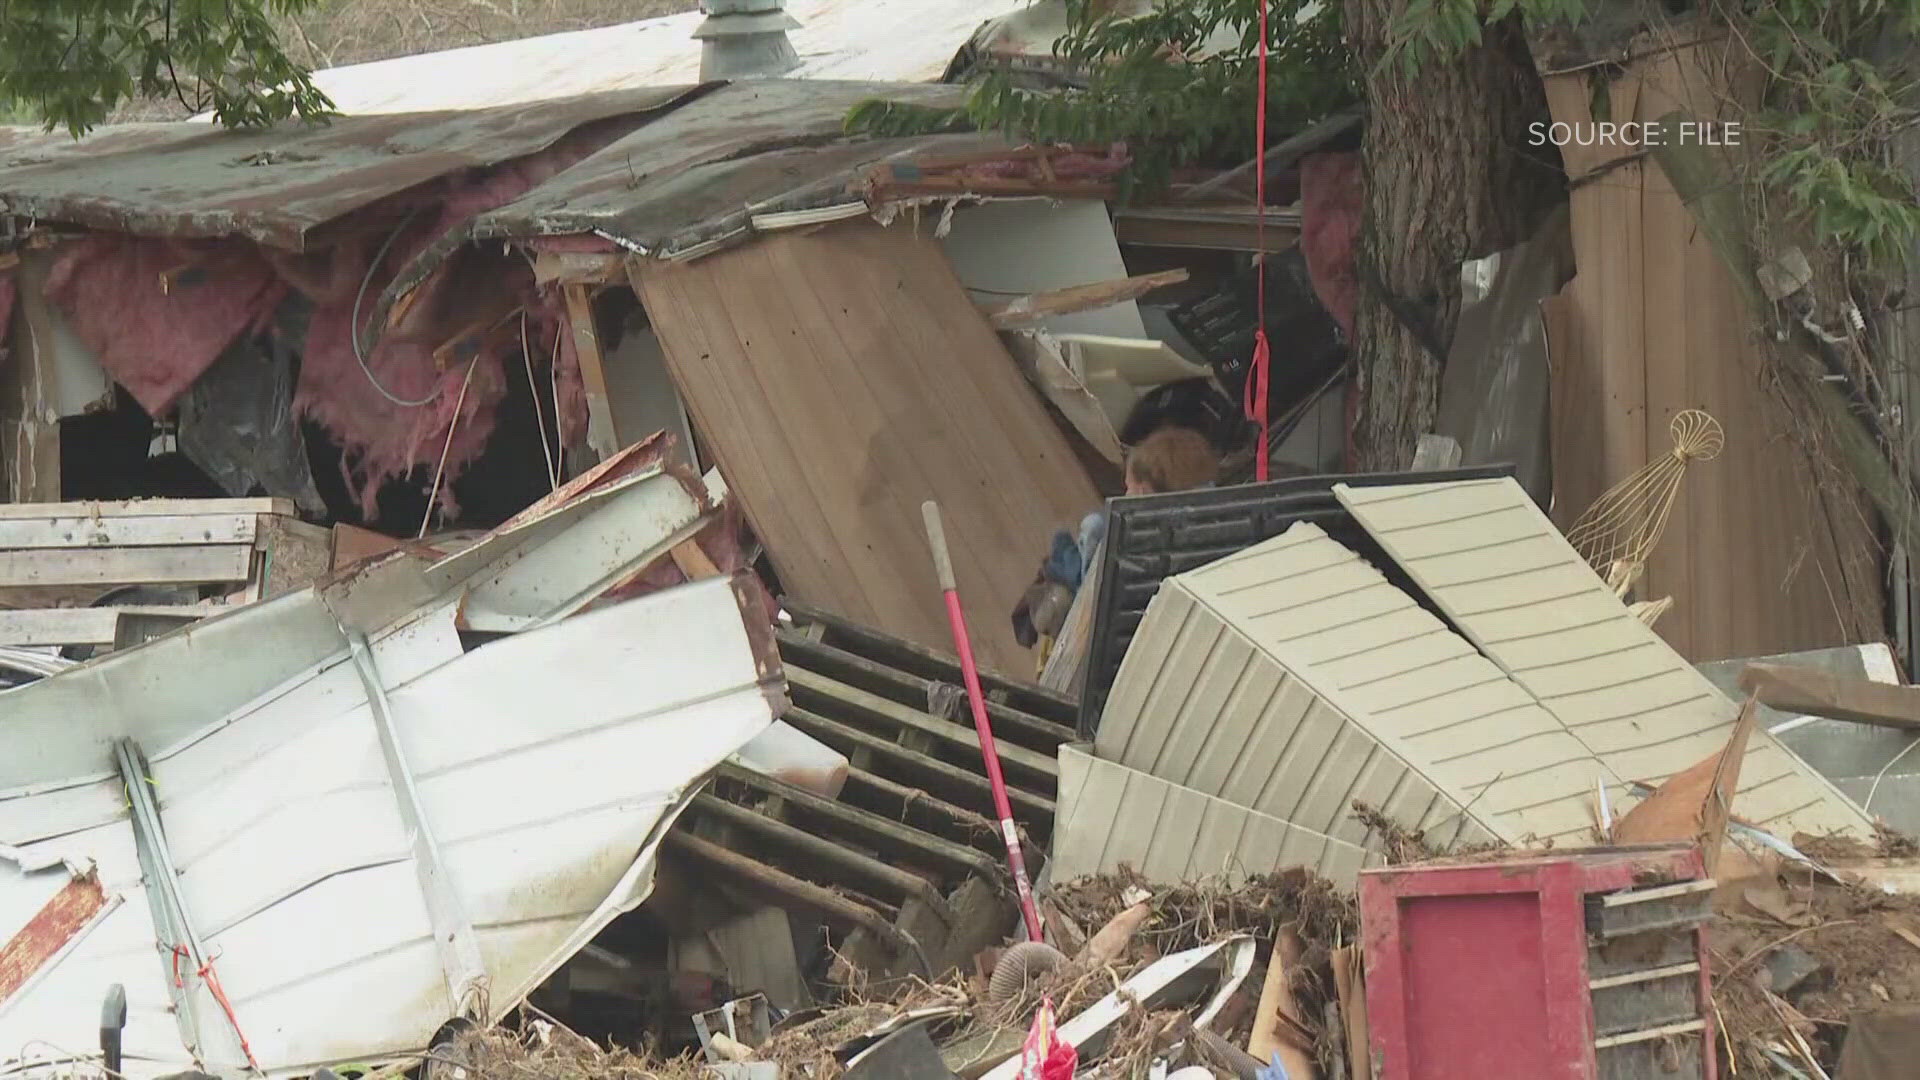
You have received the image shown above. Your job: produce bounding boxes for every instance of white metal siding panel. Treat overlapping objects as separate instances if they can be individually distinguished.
[1336,477,1872,836]
[1052,747,1384,888]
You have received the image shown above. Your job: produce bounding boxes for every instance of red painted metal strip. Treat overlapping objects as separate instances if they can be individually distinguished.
[0,871,107,1004]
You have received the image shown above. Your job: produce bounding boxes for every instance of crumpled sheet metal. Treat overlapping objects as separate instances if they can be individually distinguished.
[0,467,783,1079]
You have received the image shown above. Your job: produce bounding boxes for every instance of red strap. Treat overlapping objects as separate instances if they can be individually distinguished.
[1246,0,1273,481]
[198,955,259,1070]
[170,943,259,1069]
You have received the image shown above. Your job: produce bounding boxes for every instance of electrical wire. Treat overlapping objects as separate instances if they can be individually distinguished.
[419,357,482,540]
[1865,734,1920,812]
[351,205,441,408]
[520,312,559,491]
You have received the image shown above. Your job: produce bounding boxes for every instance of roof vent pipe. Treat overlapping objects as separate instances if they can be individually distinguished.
[694,0,802,81]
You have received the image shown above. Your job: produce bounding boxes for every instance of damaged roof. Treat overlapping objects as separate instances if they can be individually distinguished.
[395,80,989,284]
[0,80,985,261]
[0,87,700,250]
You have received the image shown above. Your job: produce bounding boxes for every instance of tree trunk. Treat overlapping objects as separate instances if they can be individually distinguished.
[1343,2,1563,470]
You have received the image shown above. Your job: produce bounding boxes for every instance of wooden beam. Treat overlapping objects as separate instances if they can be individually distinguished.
[670,539,722,581]
[663,830,899,940]
[1741,662,1920,731]
[0,544,253,588]
[1248,926,1319,1078]
[787,666,1059,781]
[690,793,951,913]
[784,707,1056,824]
[981,269,1190,329]
[532,251,626,287]
[778,630,1076,749]
[1112,208,1302,253]
[563,284,619,461]
[0,497,292,519]
[0,513,258,550]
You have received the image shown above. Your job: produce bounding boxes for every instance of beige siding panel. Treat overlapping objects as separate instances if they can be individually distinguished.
[1336,478,1872,836]
[1404,541,1582,589]
[1241,583,1412,642]
[1315,632,1478,691]
[1515,643,1680,699]
[1467,593,1634,645]
[1339,656,1509,713]
[1550,671,1718,727]
[1051,748,1382,888]
[1378,680,1543,736]
[1184,659,1287,799]
[1214,676,1319,810]
[1093,587,1199,764]
[1284,612,1435,667]
[1206,526,1620,842]
[1492,617,1661,672]
[1418,716,1575,764]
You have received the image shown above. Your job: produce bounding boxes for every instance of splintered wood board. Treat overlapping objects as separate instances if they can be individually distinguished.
[632,219,1098,671]
[0,545,254,588]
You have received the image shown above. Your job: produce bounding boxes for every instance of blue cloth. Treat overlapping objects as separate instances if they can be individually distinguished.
[1255,1053,1292,1080]
[1076,510,1106,581]
[1043,530,1083,591]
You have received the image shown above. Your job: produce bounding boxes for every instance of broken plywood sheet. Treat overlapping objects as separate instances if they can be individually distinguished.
[1096,522,1604,847]
[1334,476,1872,838]
[1052,746,1384,889]
[632,219,1098,672]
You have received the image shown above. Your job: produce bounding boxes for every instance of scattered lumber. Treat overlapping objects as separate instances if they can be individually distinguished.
[1740,662,1920,731]
[981,269,1190,328]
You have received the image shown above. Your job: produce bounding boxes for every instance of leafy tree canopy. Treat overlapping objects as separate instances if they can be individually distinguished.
[1,0,333,136]
[849,0,1358,193]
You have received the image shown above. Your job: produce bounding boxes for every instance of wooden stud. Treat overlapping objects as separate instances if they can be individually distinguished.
[563,284,619,461]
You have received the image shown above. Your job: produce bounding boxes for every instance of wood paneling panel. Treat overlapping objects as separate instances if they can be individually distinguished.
[633,220,1098,672]
[1542,42,1882,662]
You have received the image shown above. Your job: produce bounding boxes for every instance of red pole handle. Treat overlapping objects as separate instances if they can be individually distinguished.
[922,500,1045,942]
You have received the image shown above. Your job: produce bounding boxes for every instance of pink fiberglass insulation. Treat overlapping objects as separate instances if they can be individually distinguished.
[1299,151,1362,342]
[289,129,617,517]
[42,236,286,415]
[525,301,589,448]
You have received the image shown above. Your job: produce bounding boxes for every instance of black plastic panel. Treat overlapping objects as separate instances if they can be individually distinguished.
[1077,465,1518,738]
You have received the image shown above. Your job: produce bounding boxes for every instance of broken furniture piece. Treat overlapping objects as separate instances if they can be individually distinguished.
[0,496,329,654]
[1360,844,1716,1080]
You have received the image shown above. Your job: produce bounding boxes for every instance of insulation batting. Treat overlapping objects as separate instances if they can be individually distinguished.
[286,129,618,515]
[1299,151,1362,341]
[42,236,285,415]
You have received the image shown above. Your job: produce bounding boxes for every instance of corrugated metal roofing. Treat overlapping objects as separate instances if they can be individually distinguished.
[1334,476,1871,838]
[289,0,1032,116]
[1051,746,1384,888]
[1096,522,1603,848]
[429,80,985,266]
[0,87,699,249]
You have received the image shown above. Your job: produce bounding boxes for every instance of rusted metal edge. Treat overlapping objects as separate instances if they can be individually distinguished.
[0,868,111,1009]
